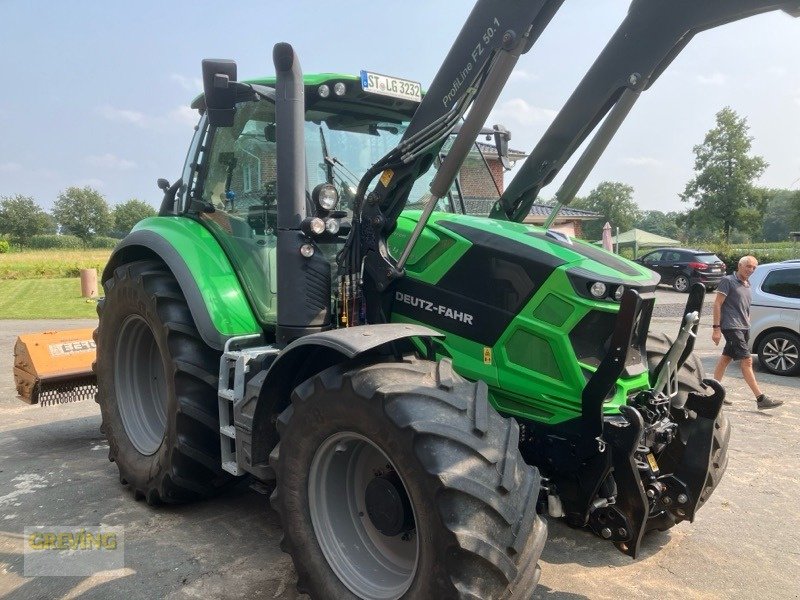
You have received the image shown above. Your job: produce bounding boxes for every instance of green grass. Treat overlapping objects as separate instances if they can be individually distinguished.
[0,249,111,280]
[0,279,100,319]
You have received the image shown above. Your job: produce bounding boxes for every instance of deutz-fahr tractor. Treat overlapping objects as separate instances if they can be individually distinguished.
[53,1,800,598]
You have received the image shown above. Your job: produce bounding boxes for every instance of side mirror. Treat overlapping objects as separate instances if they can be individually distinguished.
[493,124,511,170]
[202,59,237,127]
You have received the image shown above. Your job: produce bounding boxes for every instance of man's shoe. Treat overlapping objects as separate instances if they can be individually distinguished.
[756,394,783,410]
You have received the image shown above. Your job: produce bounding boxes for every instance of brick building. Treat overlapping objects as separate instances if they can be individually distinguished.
[460,142,600,239]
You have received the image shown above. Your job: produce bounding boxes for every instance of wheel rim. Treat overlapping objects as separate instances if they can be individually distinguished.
[675,276,689,292]
[114,315,168,455]
[309,432,419,600]
[762,336,799,373]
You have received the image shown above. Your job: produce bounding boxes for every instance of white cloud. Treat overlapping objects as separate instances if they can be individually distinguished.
[509,69,539,83]
[621,157,662,167]
[96,103,198,130]
[493,98,557,126]
[74,178,105,189]
[766,66,788,78]
[695,72,727,86]
[98,105,147,126]
[85,153,137,170]
[170,74,203,92]
[168,105,198,127]
[0,161,22,172]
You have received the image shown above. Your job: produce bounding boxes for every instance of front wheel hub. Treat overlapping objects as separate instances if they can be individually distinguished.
[365,470,414,536]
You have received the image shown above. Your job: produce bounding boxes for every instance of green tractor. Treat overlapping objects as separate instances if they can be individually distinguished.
[92,1,799,598]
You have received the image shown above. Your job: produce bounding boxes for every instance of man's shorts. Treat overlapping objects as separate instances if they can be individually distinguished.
[721,328,751,360]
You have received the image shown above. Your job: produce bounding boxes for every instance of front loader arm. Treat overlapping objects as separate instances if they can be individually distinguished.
[493,0,800,222]
[340,0,564,295]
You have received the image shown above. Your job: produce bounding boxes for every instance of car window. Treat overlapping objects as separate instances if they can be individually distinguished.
[643,251,662,263]
[762,268,800,299]
[695,253,723,264]
[664,251,681,262]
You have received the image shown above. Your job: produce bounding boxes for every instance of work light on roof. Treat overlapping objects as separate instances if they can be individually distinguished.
[318,84,330,98]
[333,82,346,96]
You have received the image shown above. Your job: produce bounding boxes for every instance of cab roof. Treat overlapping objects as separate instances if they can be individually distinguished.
[191,73,420,123]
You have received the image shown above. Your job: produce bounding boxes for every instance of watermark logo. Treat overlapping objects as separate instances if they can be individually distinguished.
[24,526,124,576]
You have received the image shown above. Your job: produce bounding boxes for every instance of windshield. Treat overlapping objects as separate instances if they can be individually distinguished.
[696,254,723,264]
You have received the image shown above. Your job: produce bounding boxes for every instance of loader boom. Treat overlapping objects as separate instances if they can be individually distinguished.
[493,0,800,222]
[344,0,800,297]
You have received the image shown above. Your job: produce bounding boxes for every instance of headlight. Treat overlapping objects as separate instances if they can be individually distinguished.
[589,281,607,298]
[313,183,339,211]
[318,84,330,98]
[301,217,326,236]
[333,82,346,96]
[325,218,340,234]
[613,285,624,301]
[300,244,315,257]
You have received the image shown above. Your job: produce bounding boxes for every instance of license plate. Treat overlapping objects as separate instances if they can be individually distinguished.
[360,71,421,102]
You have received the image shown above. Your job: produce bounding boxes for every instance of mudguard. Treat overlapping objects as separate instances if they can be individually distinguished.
[235,324,443,479]
[103,217,260,350]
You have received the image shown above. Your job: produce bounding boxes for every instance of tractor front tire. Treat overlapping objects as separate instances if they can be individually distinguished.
[270,357,547,600]
[646,331,731,522]
[95,259,232,504]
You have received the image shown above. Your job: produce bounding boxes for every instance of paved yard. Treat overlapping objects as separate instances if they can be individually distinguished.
[1,300,798,599]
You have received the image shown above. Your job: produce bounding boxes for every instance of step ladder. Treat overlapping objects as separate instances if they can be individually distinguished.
[217,335,277,476]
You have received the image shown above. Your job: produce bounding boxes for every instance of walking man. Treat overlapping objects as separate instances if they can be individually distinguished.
[712,255,783,409]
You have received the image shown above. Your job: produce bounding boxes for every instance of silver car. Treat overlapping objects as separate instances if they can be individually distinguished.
[748,260,800,376]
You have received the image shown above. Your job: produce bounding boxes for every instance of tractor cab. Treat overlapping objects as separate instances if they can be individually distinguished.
[176,73,504,329]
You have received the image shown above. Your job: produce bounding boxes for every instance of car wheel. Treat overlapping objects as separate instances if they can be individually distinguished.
[757,331,800,376]
[673,275,690,293]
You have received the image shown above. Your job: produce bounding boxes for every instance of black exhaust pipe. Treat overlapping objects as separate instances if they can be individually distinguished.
[273,43,331,346]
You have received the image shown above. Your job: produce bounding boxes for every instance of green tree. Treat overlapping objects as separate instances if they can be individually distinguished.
[761,188,800,242]
[681,107,767,242]
[52,186,112,242]
[112,199,156,235]
[571,181,640,241]
[0,195,55,243]
[636,210,681,240]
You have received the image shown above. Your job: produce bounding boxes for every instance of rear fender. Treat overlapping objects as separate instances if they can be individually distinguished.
[104,217,260,350]
[236,324,443,480]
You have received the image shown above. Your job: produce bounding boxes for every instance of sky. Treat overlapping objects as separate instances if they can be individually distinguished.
[1,1,799,214]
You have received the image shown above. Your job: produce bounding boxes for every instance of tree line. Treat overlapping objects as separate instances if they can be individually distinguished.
[0,187,156,245]
[558,107,800,244]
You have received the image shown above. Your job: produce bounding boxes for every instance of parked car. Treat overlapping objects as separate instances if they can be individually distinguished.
[636,248,726,292]
[748,260,800,376]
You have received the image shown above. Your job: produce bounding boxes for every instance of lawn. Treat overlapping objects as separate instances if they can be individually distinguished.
[0,249,111,280]
[0,278,100,319]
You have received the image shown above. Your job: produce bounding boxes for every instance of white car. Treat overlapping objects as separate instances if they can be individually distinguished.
[747,260,800,376]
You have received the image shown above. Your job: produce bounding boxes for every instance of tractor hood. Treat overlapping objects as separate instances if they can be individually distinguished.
[391,211,660,298]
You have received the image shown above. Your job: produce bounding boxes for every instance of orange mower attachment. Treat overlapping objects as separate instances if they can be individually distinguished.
[13,329,98,406]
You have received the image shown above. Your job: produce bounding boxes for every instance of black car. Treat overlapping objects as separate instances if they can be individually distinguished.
[636,248,726,292]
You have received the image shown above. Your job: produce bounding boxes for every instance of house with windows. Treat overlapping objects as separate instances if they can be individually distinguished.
[460,141,601,238]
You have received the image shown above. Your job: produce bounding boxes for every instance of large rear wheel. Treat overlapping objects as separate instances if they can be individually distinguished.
[270,357,547,599]
[95,260,232,503]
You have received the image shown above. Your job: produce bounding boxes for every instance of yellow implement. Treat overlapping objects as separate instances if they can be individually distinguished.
[13,329,97,406]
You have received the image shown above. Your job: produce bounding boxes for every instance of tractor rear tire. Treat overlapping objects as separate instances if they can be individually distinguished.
[645,331,731,520]
[95,259,232,504]
[270,357,547,600]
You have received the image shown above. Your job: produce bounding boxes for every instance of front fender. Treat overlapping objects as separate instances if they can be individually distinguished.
[103,216,260,350]
[236,323,443,479]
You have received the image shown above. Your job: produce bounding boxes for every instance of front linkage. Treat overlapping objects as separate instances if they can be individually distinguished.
[520,286,727,557]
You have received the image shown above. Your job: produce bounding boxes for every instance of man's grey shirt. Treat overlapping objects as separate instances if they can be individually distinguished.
[717,273,751,330]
